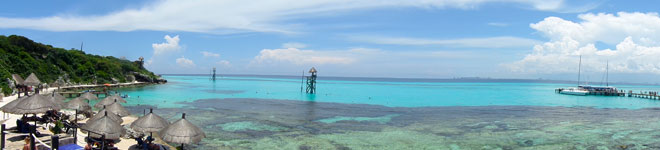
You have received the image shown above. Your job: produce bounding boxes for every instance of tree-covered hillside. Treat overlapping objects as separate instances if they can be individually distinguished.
[0,35,160,95]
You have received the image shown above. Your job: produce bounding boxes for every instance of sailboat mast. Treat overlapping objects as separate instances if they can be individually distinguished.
[606,60,609,86]
[577,55,581,87]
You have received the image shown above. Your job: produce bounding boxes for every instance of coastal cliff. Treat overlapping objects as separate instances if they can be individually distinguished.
[0,35,164,95]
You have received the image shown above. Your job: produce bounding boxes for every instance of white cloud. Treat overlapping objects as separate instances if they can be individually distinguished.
[201,51,221,58]
[282,42,307,49]
[152,35,181,55]
[509,12,660,74]
[487,22,509,27]
[252,46,483,66]
[530,12,660,46]
[216,60,232,67]
[249,46,491,77]
[350,35,540,48]
[176,56,195,68]
[253,48,356,65]
[0,0,590,34]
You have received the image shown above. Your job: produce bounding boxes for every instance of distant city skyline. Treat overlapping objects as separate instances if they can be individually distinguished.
[3,0,660,83]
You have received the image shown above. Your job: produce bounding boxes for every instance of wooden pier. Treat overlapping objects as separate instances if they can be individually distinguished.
[586,91,626,96]
[556,88,660,100]
[56,82,151,97]
[58,91,110,98]
[628,91,660,100]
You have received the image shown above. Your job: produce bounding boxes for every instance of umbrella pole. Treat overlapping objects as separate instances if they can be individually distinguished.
[149,132,153,144]
[101,134,105,150]
[74,109,78,143]
[181,143,184,150]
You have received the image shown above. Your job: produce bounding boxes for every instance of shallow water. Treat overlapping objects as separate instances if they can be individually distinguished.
[124,99,660,149]
[110,75,660,149]
[119,75,660,109]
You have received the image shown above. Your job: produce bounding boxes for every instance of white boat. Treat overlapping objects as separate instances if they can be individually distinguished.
[558,55,590,96]
[559,88,588,96]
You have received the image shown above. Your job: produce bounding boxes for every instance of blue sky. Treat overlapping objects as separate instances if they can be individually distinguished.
[2,0,660,82]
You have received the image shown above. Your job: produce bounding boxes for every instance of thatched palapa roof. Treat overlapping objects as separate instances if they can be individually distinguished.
[11,74,24,85]
[11,94,60,114]
[160,113,205,144]
[23,73,41,86]
[131,108,169,133]
[81,112,125,140]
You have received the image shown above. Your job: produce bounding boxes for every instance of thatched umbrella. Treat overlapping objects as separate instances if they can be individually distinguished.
[11,74,24,85]
[131,108,169,142]
[81,112,125,140]
[94,96,126,109]
[87,106,123,124]
[64,97,92,112]
[51,92,66,101]
[1,97,26,114]
[160,113,205,149]
[309,67,317,73]
[12,94,60,114]
[80,92,98,100]
[106,100,130,117]
[42,93,66,108]
[102,95,127,103]
[47,95,65,109]
[23,73,41,86]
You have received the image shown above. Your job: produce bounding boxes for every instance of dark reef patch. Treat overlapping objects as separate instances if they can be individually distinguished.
[202,89,245,94]
[127,98,660,150]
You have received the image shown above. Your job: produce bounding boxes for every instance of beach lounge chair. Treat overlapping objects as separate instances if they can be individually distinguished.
[59,144,84,150]
[134,137,146,149]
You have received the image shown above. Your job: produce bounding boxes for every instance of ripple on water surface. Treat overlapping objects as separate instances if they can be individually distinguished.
[124,98,660,149]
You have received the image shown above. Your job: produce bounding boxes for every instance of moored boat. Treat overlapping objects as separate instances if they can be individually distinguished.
[559,88,589,96]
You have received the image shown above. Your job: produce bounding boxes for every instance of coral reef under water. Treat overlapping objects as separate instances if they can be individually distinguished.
[126,98,660,150]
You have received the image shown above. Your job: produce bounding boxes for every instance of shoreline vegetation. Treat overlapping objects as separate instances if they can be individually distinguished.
[0,35,165,96]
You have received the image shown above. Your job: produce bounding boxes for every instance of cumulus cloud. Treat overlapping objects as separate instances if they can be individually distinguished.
[530,12,660,45]
[282,42,307,49]
[176,56,195,68]
[509,12,660,74]
[152,35,181,55]
[350,35,540,48]
[201,51,220,58]
[0,0,591,34]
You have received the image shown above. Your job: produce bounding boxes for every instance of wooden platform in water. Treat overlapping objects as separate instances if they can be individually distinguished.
[629,93,660,100]
[58,91,109,98]
[56,82,151,98]
[587,91,626,96]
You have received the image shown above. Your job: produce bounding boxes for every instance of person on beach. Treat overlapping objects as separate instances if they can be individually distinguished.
[84,143,92,150]
[22,137,30,150]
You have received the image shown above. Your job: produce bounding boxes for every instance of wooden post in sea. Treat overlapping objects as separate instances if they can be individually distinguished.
[211,67,216,81]
[305,67,317,94]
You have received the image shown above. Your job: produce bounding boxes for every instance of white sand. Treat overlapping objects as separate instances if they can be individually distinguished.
[0,83,149,149]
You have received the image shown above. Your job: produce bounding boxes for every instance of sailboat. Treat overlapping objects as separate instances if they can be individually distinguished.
[559,55,589,96]
[578,60,617,93]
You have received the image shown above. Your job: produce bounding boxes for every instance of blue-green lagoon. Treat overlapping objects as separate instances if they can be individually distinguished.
[113,75,660,149]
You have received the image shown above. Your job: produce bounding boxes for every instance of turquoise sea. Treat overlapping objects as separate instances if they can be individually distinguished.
[117,75,660,109]
[111,75,660,149]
